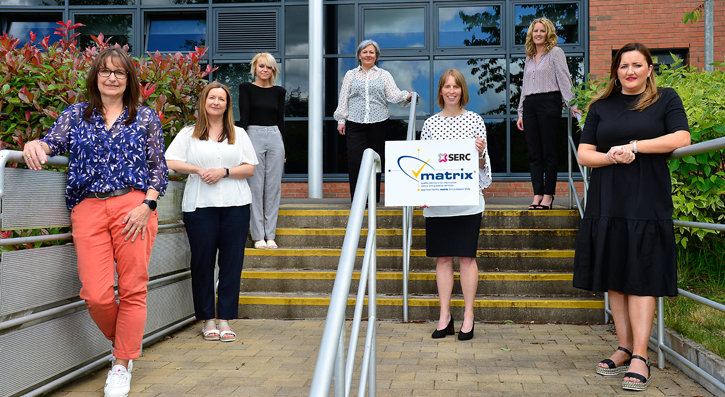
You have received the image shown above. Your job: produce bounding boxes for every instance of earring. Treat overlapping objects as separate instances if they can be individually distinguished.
[614,79,621,88]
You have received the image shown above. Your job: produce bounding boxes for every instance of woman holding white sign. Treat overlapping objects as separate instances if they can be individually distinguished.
[421,69,492,340]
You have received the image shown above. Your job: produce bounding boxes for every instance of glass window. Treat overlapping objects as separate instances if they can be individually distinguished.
[514,4,579,45]
[75,14,133,52]
[285,59,308,117]
[377,60,430,117]
[286,5,308,55]
[147,18,206,53]
[6,19,63,47]
[363,8,425,49]
[70,0,134,5]
[143,0,206,4]
[212,63,252,121]
[325,58,355,117]
[213,0,277,3]
[434,58,507,116]
[438,6,500,47]
[483,119,506,174]
[1,0,62,6]
[284,121,308,175]
[324,5,354,55]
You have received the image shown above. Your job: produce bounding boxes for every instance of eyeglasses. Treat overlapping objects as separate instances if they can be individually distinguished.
[98,68,128,80]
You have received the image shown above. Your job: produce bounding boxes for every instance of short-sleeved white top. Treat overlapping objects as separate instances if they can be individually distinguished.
[165,125,259,212]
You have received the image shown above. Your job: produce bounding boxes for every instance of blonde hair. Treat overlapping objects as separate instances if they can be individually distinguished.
[525,18,558,59]
[436,69,469,110]
[586,42,659,112]
[192,82,236,144]
[251,53,279,84]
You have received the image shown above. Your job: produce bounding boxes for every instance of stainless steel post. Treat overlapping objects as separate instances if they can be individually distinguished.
[705,0,714,73]
[307,0,323,197]
[657,297,665,370]
[334,328,344,397]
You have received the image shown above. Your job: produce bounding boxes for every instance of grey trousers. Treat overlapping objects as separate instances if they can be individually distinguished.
[246,125,285,241]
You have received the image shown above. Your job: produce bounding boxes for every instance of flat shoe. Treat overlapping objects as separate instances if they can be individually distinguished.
[596,346,632,376]
[202,319,219,341]
[622,355,652,391]
[266,239,278,249]
[218,320,236,342]
[254,240,268,249]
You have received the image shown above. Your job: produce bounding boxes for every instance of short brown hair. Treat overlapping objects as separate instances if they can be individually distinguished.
[436,69,469,110]
[193,82,236,144]
[84,47,140,125]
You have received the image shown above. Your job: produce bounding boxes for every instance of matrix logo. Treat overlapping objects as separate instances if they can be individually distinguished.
[439,153,471,163]
[397,155,473,181]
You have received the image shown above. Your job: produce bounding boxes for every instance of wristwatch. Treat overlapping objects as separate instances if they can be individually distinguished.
[223,168,229,178]
[142,199,157,211]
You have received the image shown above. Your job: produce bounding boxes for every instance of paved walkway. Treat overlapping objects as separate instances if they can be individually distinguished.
[49,319,713,397]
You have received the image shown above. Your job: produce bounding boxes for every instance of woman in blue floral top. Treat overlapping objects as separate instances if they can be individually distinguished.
[23,47,168,397]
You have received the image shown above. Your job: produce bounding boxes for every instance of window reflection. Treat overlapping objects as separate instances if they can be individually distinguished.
[510,56,584,114]
[71,0,134,5]
[286,5,308,55]
[143,0,207,5]
[364,8,425,48]
[0,0,62,4]
[7,20,62,47]
[434,58,506,116]
[212,63,252,121]
[439,6,500,47]
[483,119,506,174]
[285,59,308,117]
[147,19,206,52]
[514,4,579,45]
[325,58,355,117]
[75,14,133,52]
[377,60,430,117]
[284,121,308,175]
[324,5,354,55]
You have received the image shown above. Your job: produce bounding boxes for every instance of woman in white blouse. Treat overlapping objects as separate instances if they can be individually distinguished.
[516,17,581,210]
[334,39,414,202]
[422,69,491,341]
[165,82,258,342]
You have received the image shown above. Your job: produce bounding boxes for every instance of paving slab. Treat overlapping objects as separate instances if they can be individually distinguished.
[47,319,714,397]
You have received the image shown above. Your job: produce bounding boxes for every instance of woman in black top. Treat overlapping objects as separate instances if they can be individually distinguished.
[238,53,286,250]
[573,43,690,392]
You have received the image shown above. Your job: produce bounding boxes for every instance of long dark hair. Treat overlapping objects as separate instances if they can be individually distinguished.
[84,47,140,125]
[587,42,659,112]
[192,82,236,144]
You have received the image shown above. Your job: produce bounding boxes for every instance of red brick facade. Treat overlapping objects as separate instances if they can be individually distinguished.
[281,181,586,199]
[589,0,725,80]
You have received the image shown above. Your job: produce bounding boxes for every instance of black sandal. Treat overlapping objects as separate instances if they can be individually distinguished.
[596,346,632,376]
[621,355,652,391]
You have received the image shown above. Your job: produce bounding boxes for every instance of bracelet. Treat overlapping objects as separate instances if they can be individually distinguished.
[630,140,638,153]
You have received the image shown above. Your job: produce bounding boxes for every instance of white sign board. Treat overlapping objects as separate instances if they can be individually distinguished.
[385,139,479,207]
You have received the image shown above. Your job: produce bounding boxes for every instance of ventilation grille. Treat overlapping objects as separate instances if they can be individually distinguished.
[217,11,278,53]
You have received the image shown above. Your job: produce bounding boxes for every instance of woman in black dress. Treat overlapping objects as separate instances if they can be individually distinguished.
[573,43,690,392]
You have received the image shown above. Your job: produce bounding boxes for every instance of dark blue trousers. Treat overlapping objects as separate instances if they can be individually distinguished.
[183,205,250,320]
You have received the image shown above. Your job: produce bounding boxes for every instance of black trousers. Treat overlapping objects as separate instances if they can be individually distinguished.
[183,205,250,320]
[346,119,388,203]
[523,91,562,196]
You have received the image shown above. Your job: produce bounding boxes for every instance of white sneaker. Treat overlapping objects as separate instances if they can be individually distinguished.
[104,365,131,397]
[111,356,133,372]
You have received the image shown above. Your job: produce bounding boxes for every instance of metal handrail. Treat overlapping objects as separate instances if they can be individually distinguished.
[568,113,725,392]
[309,148,380,397]
[401,93,417,322]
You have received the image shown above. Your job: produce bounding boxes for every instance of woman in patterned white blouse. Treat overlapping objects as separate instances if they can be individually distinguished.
[334,39,414,202]
[421,69,492,341]
[516,17,582,210]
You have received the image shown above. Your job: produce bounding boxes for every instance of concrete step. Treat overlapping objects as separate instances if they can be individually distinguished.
[262,228,577,250]
[240,270,590,296]
[243,248,575,272]
[237,293,604,323]
[276,208,580,229]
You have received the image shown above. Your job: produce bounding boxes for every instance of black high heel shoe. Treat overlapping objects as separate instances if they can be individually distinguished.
[432,317,454,339]
[458,322,474,341]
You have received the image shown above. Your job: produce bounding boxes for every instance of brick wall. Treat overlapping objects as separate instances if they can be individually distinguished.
[589,0,725,80]
[281,181,585,199]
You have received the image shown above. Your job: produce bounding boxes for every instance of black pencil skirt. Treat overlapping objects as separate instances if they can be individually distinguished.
[425,212,482,258]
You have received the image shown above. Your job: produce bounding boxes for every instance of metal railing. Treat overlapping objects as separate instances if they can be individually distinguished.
[567,113,725,393]
[309,148,380,397]
[401,93,418,322]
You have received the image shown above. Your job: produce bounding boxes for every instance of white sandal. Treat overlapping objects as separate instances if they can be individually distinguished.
[254,240,268,249]
[217,320,236,342]
[202,319,219,341]
[266,239,278,249]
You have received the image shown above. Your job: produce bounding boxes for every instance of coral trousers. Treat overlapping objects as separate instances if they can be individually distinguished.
[71,190,158,360]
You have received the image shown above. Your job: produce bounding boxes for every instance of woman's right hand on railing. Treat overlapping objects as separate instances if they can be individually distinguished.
[23,140,49,170]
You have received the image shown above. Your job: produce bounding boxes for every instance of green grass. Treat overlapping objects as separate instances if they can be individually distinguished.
[664,239,725,359]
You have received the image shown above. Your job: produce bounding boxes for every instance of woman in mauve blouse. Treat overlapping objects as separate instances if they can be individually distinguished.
[516,17,581,210]
[166,82,258,343]
[334,39,414,203]
[23,47,167,397]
